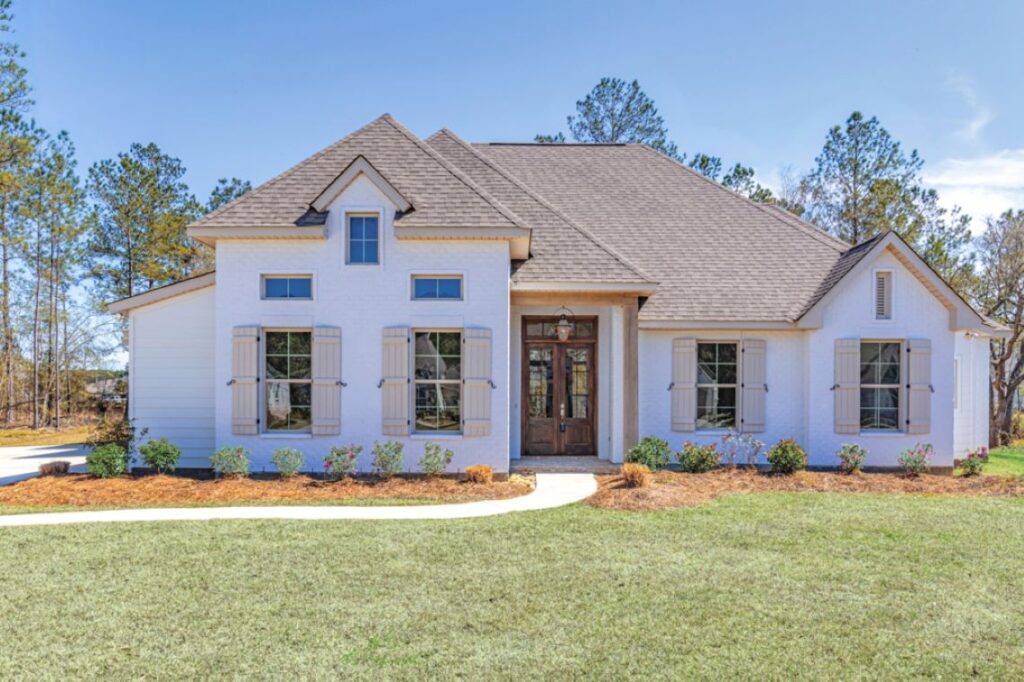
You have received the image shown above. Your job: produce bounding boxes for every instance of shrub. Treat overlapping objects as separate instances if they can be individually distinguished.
[210,446,250,477]
[897,443,933,476]
[464,464,493,484]
[1013,412,1024,440]
[419,442,454,476]
[138,437,182,474]
[719,430,765,467]
[766,438,807,475]
[959,446,988,477]
[621,462,650,488]
[271,447,304,478]
[86,444,129,478]
[38,460,70,476]
[678,441,719,473]
[324,444,361,480]
[626,436,671,470]
[837,443,868,474]
[88,417,148,461]
[372,441,404,478]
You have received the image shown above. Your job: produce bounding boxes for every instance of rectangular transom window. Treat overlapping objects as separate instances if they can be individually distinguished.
[262,276,312,300]
[414,331,461,432]
[860,341,901,430]
[265,331,312,431]
[697,342,737,429]
[412,276,463,300]
[347,214,379,264]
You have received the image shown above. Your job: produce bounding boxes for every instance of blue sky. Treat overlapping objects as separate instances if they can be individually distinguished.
[18,0,1024,232]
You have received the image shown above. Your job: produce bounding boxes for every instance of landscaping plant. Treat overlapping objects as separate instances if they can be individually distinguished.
[86,444,129,478]
[464,464,493,484]
[372,441,404,478]
[210,446,250,477]
[627,436,671,470]
[38,461,70,476]
[621,462,650,488]
[719,430,765,467]
[419,442,454,476]
[837,443,868,474]
[324,445,361,480]
[138,438,182,474]
[271,448,304,478]
[898,443,933,476]
[678,441,719,473]
[959,446,988,477]
[87,417,148,463]
[766,438,807,475]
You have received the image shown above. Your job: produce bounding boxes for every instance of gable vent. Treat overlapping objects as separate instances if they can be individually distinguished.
[875,271,892,320]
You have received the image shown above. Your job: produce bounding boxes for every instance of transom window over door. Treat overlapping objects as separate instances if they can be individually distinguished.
[265,331,312,431]
[414,331,461,432]
[860,341,901,430]
[697,342,737,429]
[347,214,379,264]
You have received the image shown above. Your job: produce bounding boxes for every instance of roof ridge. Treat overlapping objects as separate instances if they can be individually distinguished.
[379,115,527,229]
[435,129,657,284]
[632,144,849,254]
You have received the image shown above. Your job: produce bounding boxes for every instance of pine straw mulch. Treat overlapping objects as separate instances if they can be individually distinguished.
[0,473,535,509]
[587,468,1024,511]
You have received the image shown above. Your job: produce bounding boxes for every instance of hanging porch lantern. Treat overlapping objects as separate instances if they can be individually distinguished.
[554,306,575,341]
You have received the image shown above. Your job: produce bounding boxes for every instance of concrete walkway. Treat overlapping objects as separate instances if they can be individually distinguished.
[0,472,597,527]
[0,443,88,486]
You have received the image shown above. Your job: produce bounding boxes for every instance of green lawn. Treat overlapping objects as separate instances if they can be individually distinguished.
[988,444,1024,477]
[2,494,1023,679]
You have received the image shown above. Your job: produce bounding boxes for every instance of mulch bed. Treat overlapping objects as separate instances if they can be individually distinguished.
[0,473,535,509]
[587,468,1024,511]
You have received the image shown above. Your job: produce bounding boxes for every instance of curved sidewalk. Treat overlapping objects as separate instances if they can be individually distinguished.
[0,473,597,527]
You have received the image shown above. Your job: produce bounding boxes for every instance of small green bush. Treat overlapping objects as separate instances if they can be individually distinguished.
[372,441,404,478]
[837,443,868,474]
[138,438,181,474]
[87,417,147,455]
[86,444,129,478]
[678,441,719,473]
[210,446,250,477]
[324,444,361,480]
[766,438,807,475]
[898,443,932,476]
[272,447,304,478]
[627,436,671,470]
[419,442,454,476]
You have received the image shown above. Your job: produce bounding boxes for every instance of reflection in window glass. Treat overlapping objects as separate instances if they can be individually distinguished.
[265,331,312,431]
[414,331,462,431]
[696,342,737,429]
[860,341,901,430]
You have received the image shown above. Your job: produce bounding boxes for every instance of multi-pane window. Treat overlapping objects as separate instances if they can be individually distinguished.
[347,214,379,264]
[265,331,312,431]
[262,276,312,300]
[414,331,461,432]
[413,276,463,300]
[860,341,901,430]
[697,342,737,429]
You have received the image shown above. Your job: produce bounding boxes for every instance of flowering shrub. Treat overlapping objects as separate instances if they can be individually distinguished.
[766,438,807,475]
[464,464,493,484]
[837,443,868,474]
[210,446,250,477]
[678,441,719,473]
[627,436,671,470]
[324,444,361,480]
[419,442,454,476]
[719,430,765,467]
[372,441,405,478]
[621,463,650,488]
[897,443,932,476]
[271,447,304,478]
[959,446,988,477]
[87,444,129,478]
[138,437,181,474]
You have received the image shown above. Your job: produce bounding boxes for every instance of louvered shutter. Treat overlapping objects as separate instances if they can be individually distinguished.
[875,271,892,320]
[834,338,861,435]
[231,326,260,435]
[462,328,492,437]
[906,338,931,435]
[312,327,342,436]
[382,327,410,436]
[740,338,766,433]
[671,338,697,432]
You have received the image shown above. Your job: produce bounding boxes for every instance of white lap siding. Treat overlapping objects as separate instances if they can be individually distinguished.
[129,286,216,467]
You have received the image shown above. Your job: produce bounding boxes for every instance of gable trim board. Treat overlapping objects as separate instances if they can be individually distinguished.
[311,156,412,214]
[108,272,216,314]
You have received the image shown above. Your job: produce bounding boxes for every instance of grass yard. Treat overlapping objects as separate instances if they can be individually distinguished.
[0,424,94,447]
[987,444,1024,477]
[1,494,1023,678]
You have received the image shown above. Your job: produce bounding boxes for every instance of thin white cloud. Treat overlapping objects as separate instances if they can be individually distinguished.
[947,72,994,143]
[924,150,1024,234]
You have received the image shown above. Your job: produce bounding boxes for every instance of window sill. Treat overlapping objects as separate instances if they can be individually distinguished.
[858,430,905,437]
[260,432,313,439]
[410,433,463,440]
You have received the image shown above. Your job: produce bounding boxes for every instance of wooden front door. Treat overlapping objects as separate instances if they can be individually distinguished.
[523,318,597,456]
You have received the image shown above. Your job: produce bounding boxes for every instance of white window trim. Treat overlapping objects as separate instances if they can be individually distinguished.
[260,327,314,435]
[260,273,315,301]
[953,355,961,410]
[410,328,464,436]
[695,340,741,432]
[859,338,905,433]
[872,268,895,322]
[410,274,465,301]
[344,208,384,266]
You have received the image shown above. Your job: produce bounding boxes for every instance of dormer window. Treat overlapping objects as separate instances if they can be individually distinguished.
[874,270,892,320]
[347,214,379,265]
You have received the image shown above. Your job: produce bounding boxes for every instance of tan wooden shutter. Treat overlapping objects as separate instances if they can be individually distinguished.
[834,338,861,435]
[231,326,260,435]
[671,338,697,432]
[312,327,342,436]
[740,338,766,433]
[382,327,410,436]
[906,338,931,435]
[462,328,492,438]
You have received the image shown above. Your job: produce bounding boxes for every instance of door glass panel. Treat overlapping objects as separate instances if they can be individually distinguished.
[565,348,589,419]
[528,348,553,417]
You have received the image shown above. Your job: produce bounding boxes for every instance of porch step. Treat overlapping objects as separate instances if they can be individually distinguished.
[511,456,620,475]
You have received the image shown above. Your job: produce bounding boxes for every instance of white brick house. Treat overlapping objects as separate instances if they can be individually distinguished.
[110,114,1003,473]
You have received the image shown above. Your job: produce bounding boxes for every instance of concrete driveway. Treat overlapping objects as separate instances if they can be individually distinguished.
[0,443,89,486]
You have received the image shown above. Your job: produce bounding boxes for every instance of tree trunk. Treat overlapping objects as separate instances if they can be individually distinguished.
[1,198,13,427]
[31,219,41,430]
